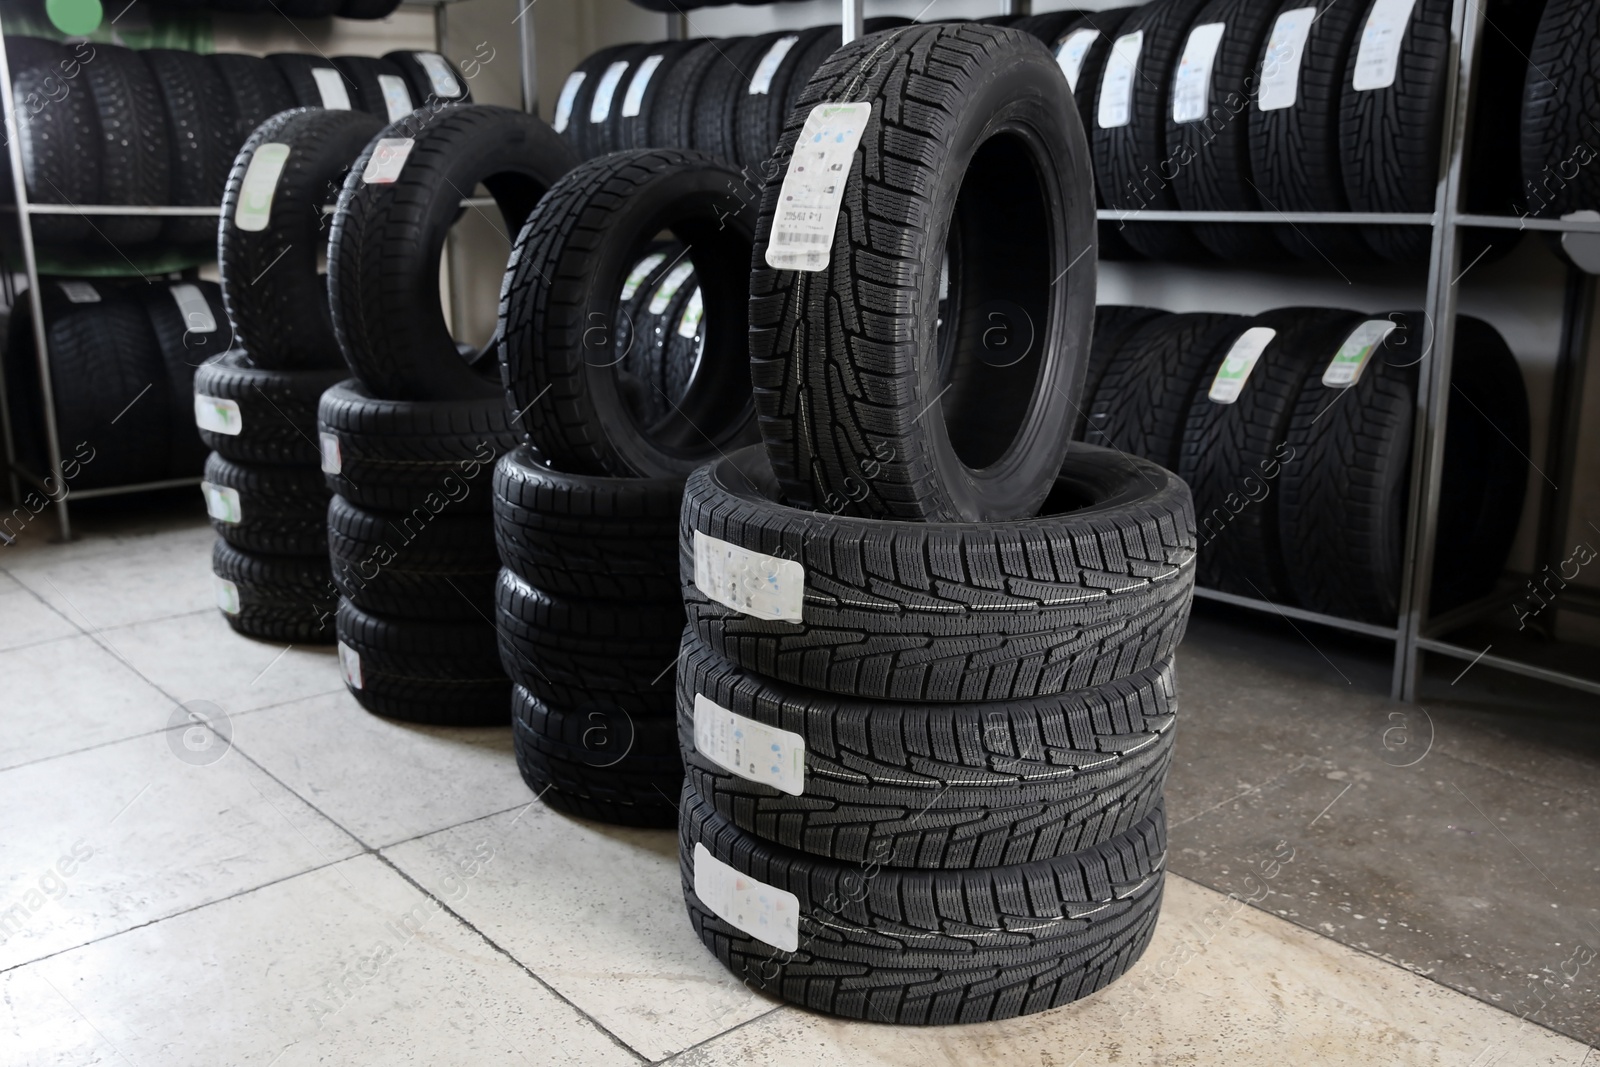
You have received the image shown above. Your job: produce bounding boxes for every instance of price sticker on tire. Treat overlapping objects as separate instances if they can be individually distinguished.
[693,530,804,622]
[765,101,872,272]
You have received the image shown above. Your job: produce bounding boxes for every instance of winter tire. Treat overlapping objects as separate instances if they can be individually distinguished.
[81,43,171,246]
[328,492,500,622]
[142,280,232,475]
[202,452,329,555]
[212,540,336,644]
[336,598,508,725]
[192,349,345,466]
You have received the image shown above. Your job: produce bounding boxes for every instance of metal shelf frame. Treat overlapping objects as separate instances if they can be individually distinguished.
[0,0,538,541]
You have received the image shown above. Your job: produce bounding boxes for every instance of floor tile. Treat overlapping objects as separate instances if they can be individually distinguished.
[2,855,635,1067]
[663,875,1594,1067]
[0,727,360,970]
[0,574,79,651]
[8,522,218,632]
[234,691,530,848]
[0,634,175,771]
[384,805,770,1061]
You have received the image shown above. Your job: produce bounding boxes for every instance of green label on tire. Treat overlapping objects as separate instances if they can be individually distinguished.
[1323,319,1398,388]
[235,144,291,233]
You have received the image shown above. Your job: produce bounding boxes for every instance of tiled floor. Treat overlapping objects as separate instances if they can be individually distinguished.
[1,499,1595,1066]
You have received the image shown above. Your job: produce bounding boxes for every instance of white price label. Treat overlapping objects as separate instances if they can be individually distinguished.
[620,252,666,301]
[57,281,99,303]
[311,66,352,110]
[765,101,871,272]
[694,693,805,796]
[214,577,240,616]
[692,843,799,952]
[589,60,630,123]
[1054,28,1100,92]
[1323,319,1398,387]
[1353,0,1419,92]
[234,143,290,232]
[415,52,462,98]
[1098,31,1143,129]
[1173,23,1226,124]
[377,73,414,122]
[693,530,805,622]
[320,432,342,475]
[749,35,800,95]
[1208,327,1277,404]
[620,53,664,117]
[676,288,704,339]
[552,71,585,133]
[649,261,696,315]
[338,642,363,689]
[1258,7,1317,112]
[194,395,243,435]
[363,138,415,184]
[201,482,242,525]
[170,283,215,333]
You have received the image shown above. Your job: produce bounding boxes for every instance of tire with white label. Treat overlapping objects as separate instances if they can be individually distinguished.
[1074,304,1164,440]
[681,785,1166,1024]
[144,50,237,246]
[212,540,336,644]
[193,350,345,466]
[3,38,101,244]
[556,44,638,158]
[141,280,231,475]
[691,34,778,163]
[316,379,516,513]
[208,54,296,147]
[330,56,409,120]
[1177,307,1367,601]
[751,22,1095,523]
[495,569,682,715]
[616,41,700,150]
[500,147,757,478]
[1337,0,1448,263]
[1164,0,1287,261]
[384,51,473,108]
[682,444,1195,702]
[1091,0,1216,261]
[330,105,575,401]
[327,492,500,621]
[734,27,831,169]
[82,43,172,247]
[1014,11,1086,43]
[219,108,386,370]
[267,54,352,110]
[203,452,330,555]
[1052,10,1141,260]
[336,599,508,725]
[647,40,724,150]
[1279,313,1529,621]
[492,445,682,602]
[679,629,1176,868]
[1084,312,1249,469]
[512,685,682,828]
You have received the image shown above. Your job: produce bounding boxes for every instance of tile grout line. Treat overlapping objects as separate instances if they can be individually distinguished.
[648,1004,787,1065]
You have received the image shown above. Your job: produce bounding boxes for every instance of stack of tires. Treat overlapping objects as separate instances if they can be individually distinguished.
[675,24,1193,1024]
[198,109,387,643]
[493,147,759,823]
[320,104,573,724]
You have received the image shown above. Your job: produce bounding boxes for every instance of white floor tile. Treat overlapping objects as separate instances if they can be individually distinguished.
[661,875,1595,1067]
[384,806,771,1062]
[234,691,530,848]
[1,855,635,1067]
[0,574,79,652]
[0,728,360,970]
[8,523,218,632]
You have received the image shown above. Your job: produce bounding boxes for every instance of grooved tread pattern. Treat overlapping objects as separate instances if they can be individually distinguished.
[1519,0,1600,217]
[5,38,101,242]
[1074,305,1163,439]
[143,49,235,246]
[143,281,230,476]
[336,598,508,725]
[81,43,170,246]
[212,539,335,643]
[192,351,346,466]
[204,452,329,555]
[328,493,499,622]
[209,53,296,146]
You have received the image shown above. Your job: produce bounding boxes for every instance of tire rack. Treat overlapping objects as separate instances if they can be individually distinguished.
[0,0,539,542]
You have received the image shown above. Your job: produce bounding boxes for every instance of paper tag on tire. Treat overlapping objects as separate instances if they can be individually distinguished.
[749,35,799,95]
[377,74,414,122]
[170,284,216,333]
[692,844,799,952]
[693,530,805,622]
[1208,327,1276,404]
[363,139,415,184]
[765,101,871,272]
[1323,319,1398,387]
[195,395,243,435]
[311,66,352,110]
[552,71,585,133]
[1098,31,1143,129]
[214,577,240,616]
[1258,7,1317,111]
[416,52,462,98]
[201,482,242,524]
[621,53,664,117]
[1353,0,1419,92]
[589,60,630,123]
[57,281,99,303]
[1054,28,1100,92]
[338,642,363,689]
[694,694,806,796]
[320,432,342,475]
[1173,23,1226,124]
[235,143,290,232]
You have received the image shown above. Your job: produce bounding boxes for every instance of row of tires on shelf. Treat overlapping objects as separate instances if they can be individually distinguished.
[2,36,470,248]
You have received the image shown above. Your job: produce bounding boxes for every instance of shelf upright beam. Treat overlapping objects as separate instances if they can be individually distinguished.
[0,9,73,541]
[518,0,539,114]
[1393,0,1487,700]
[842,0,864,45]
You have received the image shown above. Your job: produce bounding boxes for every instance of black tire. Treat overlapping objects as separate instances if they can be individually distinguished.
[1246,0,1371,270]
[1519,0,1600,218]
[81,43,171,247]
[1052,10,1141,261]
[682,445,1196,702]
[616,41,700,150]
[1338,0,1448,263]
[140,280,232,476]
[512,686,682,828]
[500,148,757,478]
[750,23,1095,523]
[3,38,101,245]
[277,0,341,17]
[1177,307,1367,601]
[492,445,682,602]
[212,539,336,644]
[218,108,386,370]
[1091,0,1216,260]
[268,53,355,110]
[329,105,575,401]
[143,50,238,246]
[589,43,662,157]
[3,282,171,490]
[733,27,832,169]
[383,50,473,110]
[338,0,404,18]
[682,784,1166,1025]
[328,492,500,621]
[1074,305,1164,439]
[336,599,508,725]
[691,34,776,163]
[648,40,724,150]
[331,55,409,120]
[555,44,639,158]
[1165,0,1287,261]
[208,54,297,148]
[203,452,330,555]
[679,628,1176,868]
[1084,312,1248,468]
[192,350,346,466]
[317,379,514,513]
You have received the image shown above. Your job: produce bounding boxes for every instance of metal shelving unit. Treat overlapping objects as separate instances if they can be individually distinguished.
[0,0,537,542]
